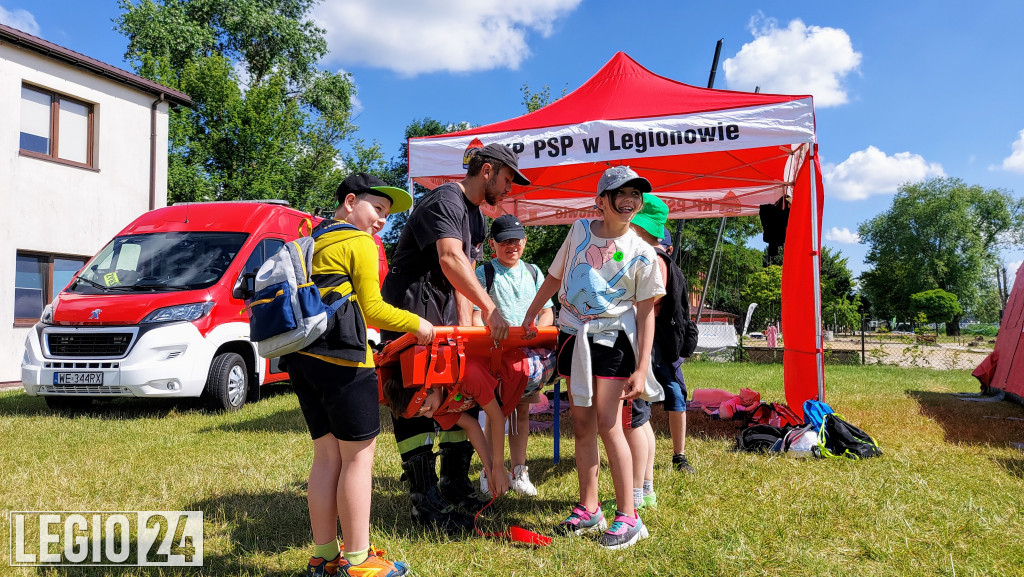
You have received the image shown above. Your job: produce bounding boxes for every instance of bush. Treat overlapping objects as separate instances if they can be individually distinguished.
[963,324,999,337]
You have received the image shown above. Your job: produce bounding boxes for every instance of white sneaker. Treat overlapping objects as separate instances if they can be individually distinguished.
[510,465,538,496]
[480,470,490,497]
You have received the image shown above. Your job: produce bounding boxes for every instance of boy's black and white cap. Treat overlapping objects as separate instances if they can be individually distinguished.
[490,214,526,242]
[597,165,652,195]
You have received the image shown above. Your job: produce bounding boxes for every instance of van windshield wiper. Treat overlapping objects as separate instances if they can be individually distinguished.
[73,276,108,291]
[131,282,190,291]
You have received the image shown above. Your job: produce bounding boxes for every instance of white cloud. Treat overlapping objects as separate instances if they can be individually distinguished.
[723,15,861,107]
[825,227,860,244]
[822,146,945,201]
[313,0,582,75]
[998,129,1024,173]
[0,5,40,35]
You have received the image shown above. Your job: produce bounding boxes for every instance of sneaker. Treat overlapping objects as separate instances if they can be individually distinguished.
[554,503,607,536]
[642,491,657,509]
[338,548,408,577]
[598,511,649,550]
[673,453,696,474]
[510,465,538,496]
[306,555,341,577]
[480,469,516,498]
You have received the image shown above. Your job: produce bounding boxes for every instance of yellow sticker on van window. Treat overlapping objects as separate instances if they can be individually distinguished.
[103,271,120,286]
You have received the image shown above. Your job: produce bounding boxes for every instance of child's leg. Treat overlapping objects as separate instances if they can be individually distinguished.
[622,419,646,491]
[336,437,376,555]
[570,401,600,512]
[510,394,538,469]
[594,377,633,517]
[669,410,686,455]
[308,433,343,547]
[643,422,656,482]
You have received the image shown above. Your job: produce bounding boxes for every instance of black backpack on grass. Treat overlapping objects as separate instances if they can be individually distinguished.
[736,424,790,453]
[654,248,699,359]
[817,414,882,459]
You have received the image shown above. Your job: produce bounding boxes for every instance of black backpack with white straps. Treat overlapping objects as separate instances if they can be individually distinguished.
[654,247,699,359]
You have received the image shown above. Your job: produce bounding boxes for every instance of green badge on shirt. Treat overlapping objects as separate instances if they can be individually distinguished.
[613,251,624,262]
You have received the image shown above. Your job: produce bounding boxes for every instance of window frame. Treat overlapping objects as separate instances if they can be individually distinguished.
[14,251,90,327]
[19,83,97,170]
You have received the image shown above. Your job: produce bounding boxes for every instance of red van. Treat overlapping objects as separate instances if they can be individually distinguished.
[21,200,319,411]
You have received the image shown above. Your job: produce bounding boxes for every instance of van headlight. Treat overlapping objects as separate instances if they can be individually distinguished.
[141,302,215,324]
[39,304,54,325]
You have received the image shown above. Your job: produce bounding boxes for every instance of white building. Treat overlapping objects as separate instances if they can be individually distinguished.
[1,24,191,383]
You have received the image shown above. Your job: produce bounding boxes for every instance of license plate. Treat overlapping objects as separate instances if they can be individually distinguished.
[54,372,103,385]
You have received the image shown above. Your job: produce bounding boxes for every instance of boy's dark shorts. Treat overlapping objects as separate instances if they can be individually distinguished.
[286,353,380,442]
[653,345,688,412]
[557,330,635,379]
[622,398,651,429]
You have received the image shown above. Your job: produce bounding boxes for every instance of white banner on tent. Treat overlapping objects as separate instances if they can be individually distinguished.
[486,185,787,223]
[409,99,815,176]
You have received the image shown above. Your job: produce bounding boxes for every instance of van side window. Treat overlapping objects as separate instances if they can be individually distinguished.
[243,239,285,276]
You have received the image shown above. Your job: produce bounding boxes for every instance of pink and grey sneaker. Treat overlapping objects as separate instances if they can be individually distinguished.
[598,510,649,550]
[554,503,607,535]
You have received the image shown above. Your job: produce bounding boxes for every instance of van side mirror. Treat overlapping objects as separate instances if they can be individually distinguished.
[232,272,256,300]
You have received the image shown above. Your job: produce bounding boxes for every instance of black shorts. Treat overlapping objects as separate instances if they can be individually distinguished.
[622,398,651,429]
[557,330,635,380]
[286,353,380,442]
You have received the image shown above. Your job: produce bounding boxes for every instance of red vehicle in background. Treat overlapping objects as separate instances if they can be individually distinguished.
[21,200,388,412]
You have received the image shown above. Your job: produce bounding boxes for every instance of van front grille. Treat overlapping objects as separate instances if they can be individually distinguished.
[47,333,133,357]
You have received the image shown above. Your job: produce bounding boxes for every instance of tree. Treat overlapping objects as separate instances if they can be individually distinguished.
[740,264,782,330]
[858,177,1024,335]
[116,0,356,211]
[910,289,962,334]
[820,246,861,332]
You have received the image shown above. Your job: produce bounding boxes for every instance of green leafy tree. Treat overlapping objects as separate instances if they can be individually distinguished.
[910,289,962,334]
[820,246,861,332]
[858,177,1024,335]
[741,264,782,330]
[116,0,356,211]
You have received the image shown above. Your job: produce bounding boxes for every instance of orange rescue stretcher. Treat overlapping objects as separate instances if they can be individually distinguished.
[375,326,562,459]
[374,326,560,546]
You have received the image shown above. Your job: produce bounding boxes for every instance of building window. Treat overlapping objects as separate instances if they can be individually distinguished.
[14,252,88,326]
[19,84,94,167]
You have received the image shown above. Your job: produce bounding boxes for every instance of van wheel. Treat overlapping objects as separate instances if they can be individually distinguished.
[204,352,248,411]
[45,396,93,411]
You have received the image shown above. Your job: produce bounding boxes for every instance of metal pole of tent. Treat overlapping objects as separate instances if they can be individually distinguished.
[696,216,726,324]
[808,147,825,401]
[673,39,724,266]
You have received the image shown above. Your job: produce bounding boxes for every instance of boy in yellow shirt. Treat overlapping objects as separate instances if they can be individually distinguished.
[289,173,434,577]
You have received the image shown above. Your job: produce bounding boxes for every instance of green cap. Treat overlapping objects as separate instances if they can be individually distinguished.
[631,193,668,240]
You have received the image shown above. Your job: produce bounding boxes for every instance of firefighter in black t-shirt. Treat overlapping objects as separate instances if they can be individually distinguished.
[381,143,530,533]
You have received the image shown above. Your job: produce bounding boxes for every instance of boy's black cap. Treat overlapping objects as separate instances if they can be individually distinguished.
[490,214,526,242]
[335,172,413,213]
[477,143,530,186]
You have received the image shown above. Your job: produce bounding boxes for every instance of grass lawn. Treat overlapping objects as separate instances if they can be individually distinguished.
[2,362,1023,576]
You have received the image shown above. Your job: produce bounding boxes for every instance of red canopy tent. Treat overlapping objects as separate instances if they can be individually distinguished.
[973,264,1024,400]
[408,52,825,415]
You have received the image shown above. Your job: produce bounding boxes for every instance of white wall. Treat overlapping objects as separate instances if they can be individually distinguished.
[0,43,170,382]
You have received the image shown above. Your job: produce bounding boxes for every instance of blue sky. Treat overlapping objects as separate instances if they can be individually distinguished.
[4,0,1024,280]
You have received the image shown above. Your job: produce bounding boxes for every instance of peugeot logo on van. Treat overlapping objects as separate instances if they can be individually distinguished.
[90,309,102,320]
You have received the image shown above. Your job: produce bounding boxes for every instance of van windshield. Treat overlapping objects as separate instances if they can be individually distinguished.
[69,232,249,293]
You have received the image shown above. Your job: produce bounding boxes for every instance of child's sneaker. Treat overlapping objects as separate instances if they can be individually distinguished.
[338,548,408,577]
[510,465,538,496]
[598,510,649,550]
[673,453,696,474]
[554,503,607,535]
[643,491,657,509]
[306,554,341,577]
